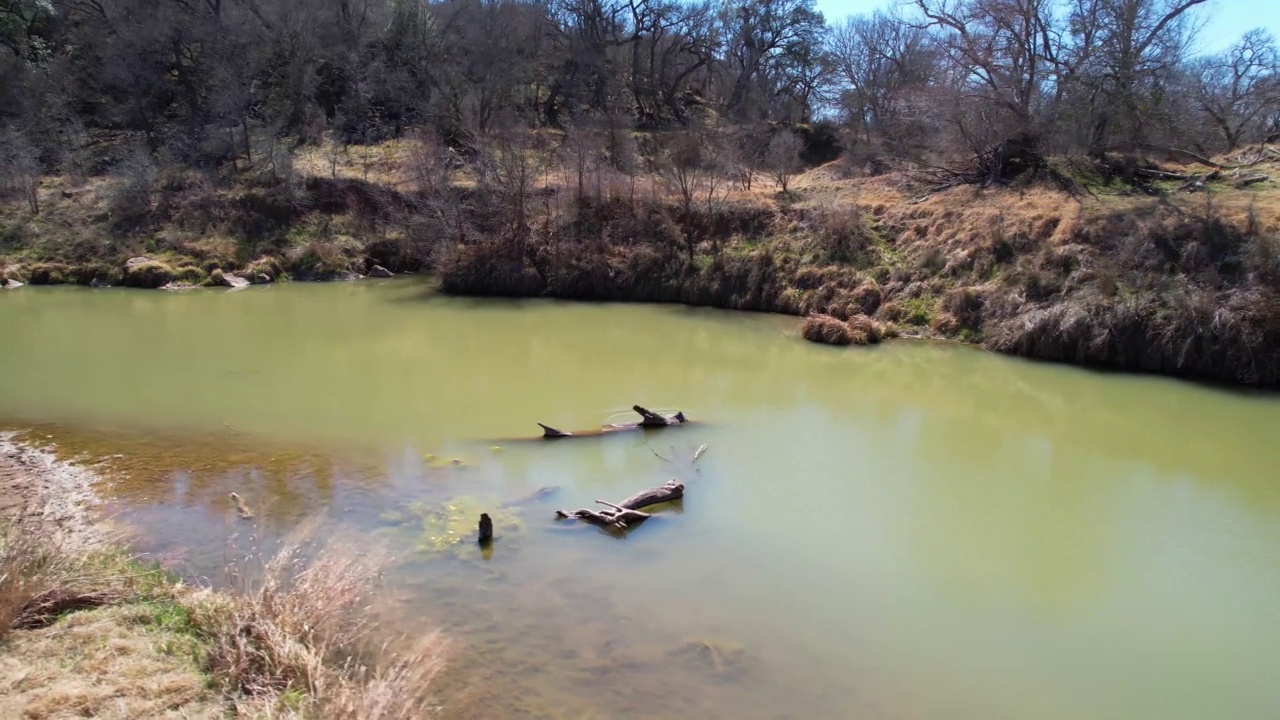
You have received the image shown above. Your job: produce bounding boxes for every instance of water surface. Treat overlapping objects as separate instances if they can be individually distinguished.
[2,280,1279,719]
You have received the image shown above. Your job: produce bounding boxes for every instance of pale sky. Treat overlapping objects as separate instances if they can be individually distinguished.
[812,0,1279,55]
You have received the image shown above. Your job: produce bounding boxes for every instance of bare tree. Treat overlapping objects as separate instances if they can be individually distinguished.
[477,121,545,252]
[1193,29,1280,150]
[0,127,40,213]
[1066,0,1211,153]
[765,130,802,192]
[830,10,936,146]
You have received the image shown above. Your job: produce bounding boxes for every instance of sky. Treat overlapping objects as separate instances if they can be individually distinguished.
[812,0,1280,55]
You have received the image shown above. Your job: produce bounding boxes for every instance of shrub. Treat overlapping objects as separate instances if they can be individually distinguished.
[287,242,356,280]
[851,282,882,315]
[941,286,985,329]
[27,263,71,285]
[249,256,285,281]
[803,314,852,345]
[171,265,208,285]
[846,314,885,344]
[810,204,875,264]
[71,263,123,286]
[121,260,175,288]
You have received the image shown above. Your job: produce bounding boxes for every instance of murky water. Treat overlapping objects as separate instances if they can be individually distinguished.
[3,279,1280,719]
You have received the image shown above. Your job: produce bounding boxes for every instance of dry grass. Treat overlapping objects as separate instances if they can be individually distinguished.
[121,260,176,289]
[0,518,215,719]
[1,515,447,719]
[0,523,145,637]
[188,525,447,719]
[802,314,854,345]
[846,314,886,344]
[0,604,221,720]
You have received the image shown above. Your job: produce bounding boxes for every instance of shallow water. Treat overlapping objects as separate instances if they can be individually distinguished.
[3,279,1280,719]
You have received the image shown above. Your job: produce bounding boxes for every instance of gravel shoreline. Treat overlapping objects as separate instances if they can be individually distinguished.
[0,432,104,543]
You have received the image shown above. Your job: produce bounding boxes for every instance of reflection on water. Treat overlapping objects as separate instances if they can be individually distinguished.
[3,280,1280,719]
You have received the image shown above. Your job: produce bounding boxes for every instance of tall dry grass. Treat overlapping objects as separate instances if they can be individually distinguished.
[0,521,145,637]
[189,524,447,719]
[2,515,447,719]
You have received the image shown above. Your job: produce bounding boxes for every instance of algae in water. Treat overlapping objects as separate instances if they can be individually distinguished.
[382,496,521,553]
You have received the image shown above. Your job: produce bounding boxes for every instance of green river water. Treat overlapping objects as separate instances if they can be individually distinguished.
[2,278,1279,719]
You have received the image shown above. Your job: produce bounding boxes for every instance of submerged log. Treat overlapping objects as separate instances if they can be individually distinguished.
[501,486,560,507]
[556,479,684,530]
[539,422,572,438]
[535,406,689,440]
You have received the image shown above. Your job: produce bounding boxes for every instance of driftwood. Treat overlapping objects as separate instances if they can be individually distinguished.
[538,405,689,439]
[229,492,254,519]
[1234,174,1271,188]
[556,479,684,529]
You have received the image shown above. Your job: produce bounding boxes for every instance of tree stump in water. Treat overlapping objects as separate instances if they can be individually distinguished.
[555,479,684,530]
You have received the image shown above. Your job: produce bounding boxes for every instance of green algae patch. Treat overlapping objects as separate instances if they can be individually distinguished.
[381,496,522,554]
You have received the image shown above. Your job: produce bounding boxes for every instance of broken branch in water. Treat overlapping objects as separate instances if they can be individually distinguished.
[556,479,684,530]
[644,441,670,462]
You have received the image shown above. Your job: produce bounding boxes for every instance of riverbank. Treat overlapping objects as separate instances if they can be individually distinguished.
[0,433,447,719]
[2,137,1277,386]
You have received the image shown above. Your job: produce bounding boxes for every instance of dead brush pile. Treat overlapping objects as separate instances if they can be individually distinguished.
[189,527,447,719]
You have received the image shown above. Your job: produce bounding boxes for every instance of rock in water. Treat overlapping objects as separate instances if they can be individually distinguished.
[368,265,394,278]
[478,513,494,543]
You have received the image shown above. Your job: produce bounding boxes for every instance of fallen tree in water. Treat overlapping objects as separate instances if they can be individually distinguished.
[555,479,685,530]
[538,405,689,439]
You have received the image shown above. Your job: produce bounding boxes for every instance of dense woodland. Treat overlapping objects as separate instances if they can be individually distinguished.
[0,0,1277,180]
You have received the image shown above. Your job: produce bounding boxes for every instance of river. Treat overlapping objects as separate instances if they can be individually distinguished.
[2,278,1279,719]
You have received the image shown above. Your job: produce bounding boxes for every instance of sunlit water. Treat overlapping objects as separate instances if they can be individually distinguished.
[2,279,1279,719]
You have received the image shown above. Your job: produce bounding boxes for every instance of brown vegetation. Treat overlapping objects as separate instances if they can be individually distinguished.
[193,525,446,718]
[803,315,856,345]
[1,518,447,719]
[802,313,887,346]
[0,440,447,719]
[121,260,176,289]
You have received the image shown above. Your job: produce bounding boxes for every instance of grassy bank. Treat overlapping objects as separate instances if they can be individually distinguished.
[2,135,1278,386]
[0,437,446,719]
[439,158,1280,387]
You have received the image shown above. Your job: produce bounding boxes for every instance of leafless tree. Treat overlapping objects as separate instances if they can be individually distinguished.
[0,126,40,213]
[1193,29,1280,150]
[477,120,545,251]
[765,130,802,192]
[830,10,936,146]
